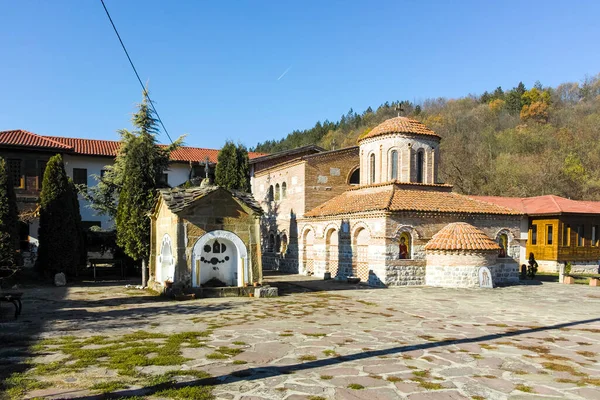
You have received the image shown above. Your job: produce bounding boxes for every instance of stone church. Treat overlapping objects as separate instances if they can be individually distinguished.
[250,116,523,287]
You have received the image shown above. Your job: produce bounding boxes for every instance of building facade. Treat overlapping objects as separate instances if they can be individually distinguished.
[251,117,523,287]
[0,129,264,265]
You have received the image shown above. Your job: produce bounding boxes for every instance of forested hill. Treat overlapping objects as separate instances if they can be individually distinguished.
[252,75,600,200]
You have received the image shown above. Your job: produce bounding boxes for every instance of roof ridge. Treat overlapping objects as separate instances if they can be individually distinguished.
[1,129,73,150]
[548,194,563,212]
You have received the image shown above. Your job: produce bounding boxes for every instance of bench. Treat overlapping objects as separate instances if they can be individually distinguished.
[88,258,125,281]
[0,292,22,319]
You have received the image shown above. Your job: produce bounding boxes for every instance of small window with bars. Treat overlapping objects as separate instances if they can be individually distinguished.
[8,159,23,188]
[530,224,537,245]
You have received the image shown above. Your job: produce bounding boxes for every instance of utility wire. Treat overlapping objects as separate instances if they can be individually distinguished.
[100,0,174,144]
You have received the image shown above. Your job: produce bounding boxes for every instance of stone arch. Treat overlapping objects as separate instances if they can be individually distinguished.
[301,226,316,274]
[191,230,249,287]
[274,183,280,201]
[495,228,515,258]
[324,225,339,277]
[157,233,175,284]
[279,230,288,254]
[352,225,371,282]
[281,182,287,199]
[393,225,420,260]
[351,221,372,240]
[347,166,360,185]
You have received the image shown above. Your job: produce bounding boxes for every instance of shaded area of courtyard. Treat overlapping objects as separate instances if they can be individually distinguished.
[1,274,600,399]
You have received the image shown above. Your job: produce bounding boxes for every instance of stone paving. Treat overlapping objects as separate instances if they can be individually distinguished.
[1,274,600,399]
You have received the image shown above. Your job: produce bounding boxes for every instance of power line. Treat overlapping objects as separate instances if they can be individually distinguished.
[99,0,174,144]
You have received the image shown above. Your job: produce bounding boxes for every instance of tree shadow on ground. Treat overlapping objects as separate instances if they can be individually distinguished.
[69,316,600,400]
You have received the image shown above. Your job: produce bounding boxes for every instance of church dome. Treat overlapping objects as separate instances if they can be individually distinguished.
[359,117,439,143]
[425,222,500,252]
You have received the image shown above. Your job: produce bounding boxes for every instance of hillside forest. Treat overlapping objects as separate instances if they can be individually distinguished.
[253,74,600,200]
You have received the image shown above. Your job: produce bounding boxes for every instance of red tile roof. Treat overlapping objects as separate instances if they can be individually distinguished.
[1,130,266,163]
[359,117,440,142]
[304,183,521,217]
[424,222,501,251]
[0,130,71,150]
[469,195,600,216]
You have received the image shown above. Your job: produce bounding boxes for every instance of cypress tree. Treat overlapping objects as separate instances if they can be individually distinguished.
[0,157,20,266]
[37,154,82,276]
[114,90,183,286]
[215,141,250,191]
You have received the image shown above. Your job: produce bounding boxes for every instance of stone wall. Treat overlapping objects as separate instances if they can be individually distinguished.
[385,260,426,286]
[303,147,360,213]
[426,251,497,288]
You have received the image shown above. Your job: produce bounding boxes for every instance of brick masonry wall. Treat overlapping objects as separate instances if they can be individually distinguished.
[303,147,360,213]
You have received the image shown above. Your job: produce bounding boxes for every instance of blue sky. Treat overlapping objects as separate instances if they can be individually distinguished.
[1,1,599,149]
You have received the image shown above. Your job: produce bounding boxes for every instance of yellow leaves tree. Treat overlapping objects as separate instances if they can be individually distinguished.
[488,98,505,113]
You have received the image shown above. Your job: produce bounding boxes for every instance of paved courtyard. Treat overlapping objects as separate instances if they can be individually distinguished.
[1,274,600,400]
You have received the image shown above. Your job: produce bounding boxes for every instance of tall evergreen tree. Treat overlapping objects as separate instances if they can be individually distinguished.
[0,157,20,266]
[37,154,82,276]
[113,90,183,286]
[215,141,250,191]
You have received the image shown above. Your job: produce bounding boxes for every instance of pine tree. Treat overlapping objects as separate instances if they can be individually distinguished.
[114,90,183,286]
[37,154,82,276]
[215,141,250,191]
[0,157,20,266]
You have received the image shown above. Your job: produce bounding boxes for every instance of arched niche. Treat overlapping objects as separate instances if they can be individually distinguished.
[191,230,249,287]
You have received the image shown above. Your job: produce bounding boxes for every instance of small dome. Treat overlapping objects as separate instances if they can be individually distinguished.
[359,117,439,142]
[425,222,500,251]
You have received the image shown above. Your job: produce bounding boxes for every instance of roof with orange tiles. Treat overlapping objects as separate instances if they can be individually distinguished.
[1,130,266,163]
[0,130,72,150]
[469,195,600,216]
[424,222,501,251]
[358,117,440,142]
[304,183,522,217]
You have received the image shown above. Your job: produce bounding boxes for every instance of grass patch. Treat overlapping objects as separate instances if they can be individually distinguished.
[356,300,377,306]
[322,349,339,357]
[206,352,229,360]
[418,335,435,341]
[298,355,317,361]
[90,381,128,393]
[232,341,246,346]
[279,333,293,337]
[2,373,52,399]
[414,379,443,390]
[387,376,402,382]
[303,332,327,337]
[308,397,327,400]
[480,344,497,350]
[515,384,534,393]
[232,360,247,365]
[542,362,586,376]
[413,370,430,378]
[320,375,333,380]
[347,383,365,389]
[215,346,243,356]
[155,385,213,400]
[577,351,596,358]
[487,323,508,327]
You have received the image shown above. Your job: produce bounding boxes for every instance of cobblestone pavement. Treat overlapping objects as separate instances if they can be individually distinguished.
[1,275,600,400]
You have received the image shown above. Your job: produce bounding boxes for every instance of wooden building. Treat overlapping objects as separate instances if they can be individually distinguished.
[471,195,600,273]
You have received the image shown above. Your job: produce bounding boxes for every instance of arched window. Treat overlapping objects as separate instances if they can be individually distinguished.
[268,185,274,201]
[276,235,281,253]
[398,232,412,259]
[369,154,376,184]
[390,150,398,180]
[349,168,360,185]
[416,150,424,183]
[281,182,287,199]
[280,233,288,254]
[498,233,509,258]
[274,184,280,201]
